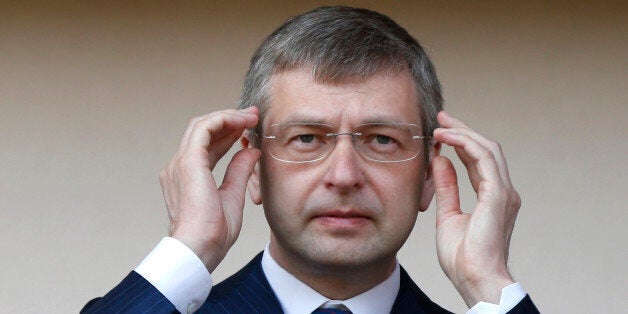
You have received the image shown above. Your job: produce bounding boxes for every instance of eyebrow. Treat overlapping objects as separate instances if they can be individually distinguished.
[279,113,330,125]
[278,112,418,125]
[360,114,416,124]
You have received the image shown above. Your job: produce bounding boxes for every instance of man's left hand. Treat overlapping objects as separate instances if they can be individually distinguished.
[431,111,521,307]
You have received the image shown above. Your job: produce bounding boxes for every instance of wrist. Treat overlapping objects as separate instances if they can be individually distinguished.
[456,272,514,307]
[172,228,226,273]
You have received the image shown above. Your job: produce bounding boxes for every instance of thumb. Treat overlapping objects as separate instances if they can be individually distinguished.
[219,148,261,210]
[432,156,462,227]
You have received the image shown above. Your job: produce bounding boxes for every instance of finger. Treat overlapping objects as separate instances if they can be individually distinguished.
[434,128,499,191]
[436,127,513,187]
[434,130,504,198]
[178,112,227,152]
[218,148,261,225]
[437,111,469,129]
[186,109,257,149]
[436,111,509,183]
[432,156,463,227]
[185,110,259,168]
[178,107,259,152]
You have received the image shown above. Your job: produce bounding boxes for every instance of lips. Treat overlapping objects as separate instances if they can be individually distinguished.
[312,209,373,227]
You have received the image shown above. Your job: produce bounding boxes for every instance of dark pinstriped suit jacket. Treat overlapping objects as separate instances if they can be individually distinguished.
[82,252,539,313]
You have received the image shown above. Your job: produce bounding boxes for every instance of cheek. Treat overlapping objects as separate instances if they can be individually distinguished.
[374,168,424,237]
[374,165,425,205]
[259,160,311,214]
[379,169,423,230]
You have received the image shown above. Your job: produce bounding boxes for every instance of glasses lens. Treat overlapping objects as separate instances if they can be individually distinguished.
[353,123,422,162]
[266,123,334,163]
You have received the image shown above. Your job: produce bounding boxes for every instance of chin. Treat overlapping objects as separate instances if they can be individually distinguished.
[296,237,399,270]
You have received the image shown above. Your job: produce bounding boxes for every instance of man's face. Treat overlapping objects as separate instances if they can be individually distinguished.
[248,69,435,272]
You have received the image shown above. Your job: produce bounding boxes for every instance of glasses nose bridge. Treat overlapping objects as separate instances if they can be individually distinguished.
[327,131,362,156]
[328,131,359,140]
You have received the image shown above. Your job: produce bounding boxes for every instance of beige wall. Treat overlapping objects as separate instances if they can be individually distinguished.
[1,1,626,312]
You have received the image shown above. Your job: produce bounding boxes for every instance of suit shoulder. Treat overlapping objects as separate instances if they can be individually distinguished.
[391,266,452,314]
[198,253,283,313]
[208,253,266,299]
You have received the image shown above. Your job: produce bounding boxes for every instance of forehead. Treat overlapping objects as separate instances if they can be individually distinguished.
[264,69,422,127]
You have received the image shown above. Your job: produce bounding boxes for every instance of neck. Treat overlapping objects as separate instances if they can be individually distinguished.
[268,239,397,299]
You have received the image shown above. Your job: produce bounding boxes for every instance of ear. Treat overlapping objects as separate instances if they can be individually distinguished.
[241,135,262,205]
[419,141,441,212]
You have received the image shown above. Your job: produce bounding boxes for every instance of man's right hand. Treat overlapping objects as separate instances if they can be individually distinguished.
[158,107,260,272]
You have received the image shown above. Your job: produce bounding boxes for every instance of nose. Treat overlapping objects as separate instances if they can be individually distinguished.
[322,135,365,192]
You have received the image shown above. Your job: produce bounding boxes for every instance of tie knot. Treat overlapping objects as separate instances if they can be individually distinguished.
[312,308,352,314]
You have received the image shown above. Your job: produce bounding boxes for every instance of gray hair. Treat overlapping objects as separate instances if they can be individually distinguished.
[238,6,443,136]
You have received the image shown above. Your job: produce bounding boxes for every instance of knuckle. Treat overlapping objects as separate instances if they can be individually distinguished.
[488,141,502,153]
[158,169,167,183]
[480,148,495,161]
[496,186,509,203]
[188,116,200,126]
[511,191,522,209]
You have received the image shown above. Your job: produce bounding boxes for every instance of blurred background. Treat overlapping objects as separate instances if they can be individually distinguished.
[1,1,626,312]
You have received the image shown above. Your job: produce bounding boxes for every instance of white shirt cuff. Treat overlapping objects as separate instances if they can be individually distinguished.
[135,237,213,314]
[466,283,526,314]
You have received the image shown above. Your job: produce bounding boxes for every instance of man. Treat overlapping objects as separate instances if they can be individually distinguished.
[83,6,538,314]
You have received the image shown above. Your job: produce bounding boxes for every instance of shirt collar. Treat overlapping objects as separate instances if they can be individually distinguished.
[261,245,400,314]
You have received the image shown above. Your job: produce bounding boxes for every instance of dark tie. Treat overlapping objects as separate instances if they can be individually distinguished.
[311,308,352,314]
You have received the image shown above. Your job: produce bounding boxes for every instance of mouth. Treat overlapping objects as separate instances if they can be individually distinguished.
[312,210,373,227]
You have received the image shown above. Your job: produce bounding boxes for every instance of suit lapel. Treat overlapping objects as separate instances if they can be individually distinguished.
[199,252,284,313]
[390,266,452,314]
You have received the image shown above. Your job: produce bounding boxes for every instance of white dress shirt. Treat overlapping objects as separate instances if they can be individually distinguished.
[135,237,526,314]
[261,245,399,314]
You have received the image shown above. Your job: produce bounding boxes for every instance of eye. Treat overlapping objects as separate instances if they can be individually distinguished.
[298,134,315,143]
[362,132,401,153]
[279,125,328,145]
[375,135,393,145]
